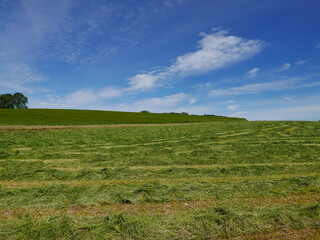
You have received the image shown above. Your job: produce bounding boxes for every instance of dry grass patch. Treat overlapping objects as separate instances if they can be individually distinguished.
[52,167,105,171]
[12,147,32,151]
[0,159,42,162]
[44,158,78,163]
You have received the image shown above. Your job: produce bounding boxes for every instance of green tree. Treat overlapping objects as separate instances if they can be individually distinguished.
[0,94,14,108]
[0,92,28,109]
[13,92,28,109]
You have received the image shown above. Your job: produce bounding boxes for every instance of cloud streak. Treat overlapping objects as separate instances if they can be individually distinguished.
[30,92,195,113]
[232,104,320,121]
[209,78,308,96]
[63,87,123,107]
[247,67,260,77]
[276,62,291,72]
[0,61,47,94]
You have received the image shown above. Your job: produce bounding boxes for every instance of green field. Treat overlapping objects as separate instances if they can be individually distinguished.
[0,121,320,239]
[0,109,245,125]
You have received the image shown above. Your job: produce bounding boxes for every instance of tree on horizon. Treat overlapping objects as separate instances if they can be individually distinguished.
[0,92,28,109]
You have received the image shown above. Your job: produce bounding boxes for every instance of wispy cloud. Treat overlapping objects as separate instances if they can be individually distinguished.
[232,104,320,121]
[0,0,72,94]
[1,0,188,94]
[128,29,266,91]
[132,93,192,109]
[0,61,47,94]
[227,105,239,111]
[208,77,306,96]
[296,59,307,65]
[65,90,100,106]
[64,87,123,107]
[103,93,200,113]
[276,62,291,72]
[164,0,186,8]
[98,87,123,99]
[30,92,195,113]
[247,67,260,78]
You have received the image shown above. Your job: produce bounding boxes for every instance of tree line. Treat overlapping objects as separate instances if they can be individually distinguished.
[0,92,28,109]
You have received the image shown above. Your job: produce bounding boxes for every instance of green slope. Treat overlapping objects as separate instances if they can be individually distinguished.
[0,109,246,125]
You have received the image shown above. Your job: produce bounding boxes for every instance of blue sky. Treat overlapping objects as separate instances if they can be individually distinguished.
[0,0,320,120]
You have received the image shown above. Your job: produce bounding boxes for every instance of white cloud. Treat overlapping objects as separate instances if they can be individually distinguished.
[173,105,217,115]
[196,82,211,89]
[96,93,195,113]
[300,81,320,88]
[65,89,99,106]
[296,59,306,65]
[227,105,238,111]
[188,98,197,105]
[134,93,190,108]
[276,62,291,72]
[31,86,192,109]
[232,104,320,121]
[53,87,124,107]
[127,73,160,91]
[98,87,123,99]
[128,29,265,91]
[209,78,304,96]
[284,97,292,101]
[247,67,260,77]
[169,31,264,74]
[29,91,218,116]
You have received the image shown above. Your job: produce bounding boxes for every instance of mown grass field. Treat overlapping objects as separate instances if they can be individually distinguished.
[0,121,319,239]
[0,109,245,126]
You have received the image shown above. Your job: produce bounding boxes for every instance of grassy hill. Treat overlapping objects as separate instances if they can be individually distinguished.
[0,109,246,125]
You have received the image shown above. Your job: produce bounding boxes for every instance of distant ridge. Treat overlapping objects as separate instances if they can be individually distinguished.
[0,109,247,126]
